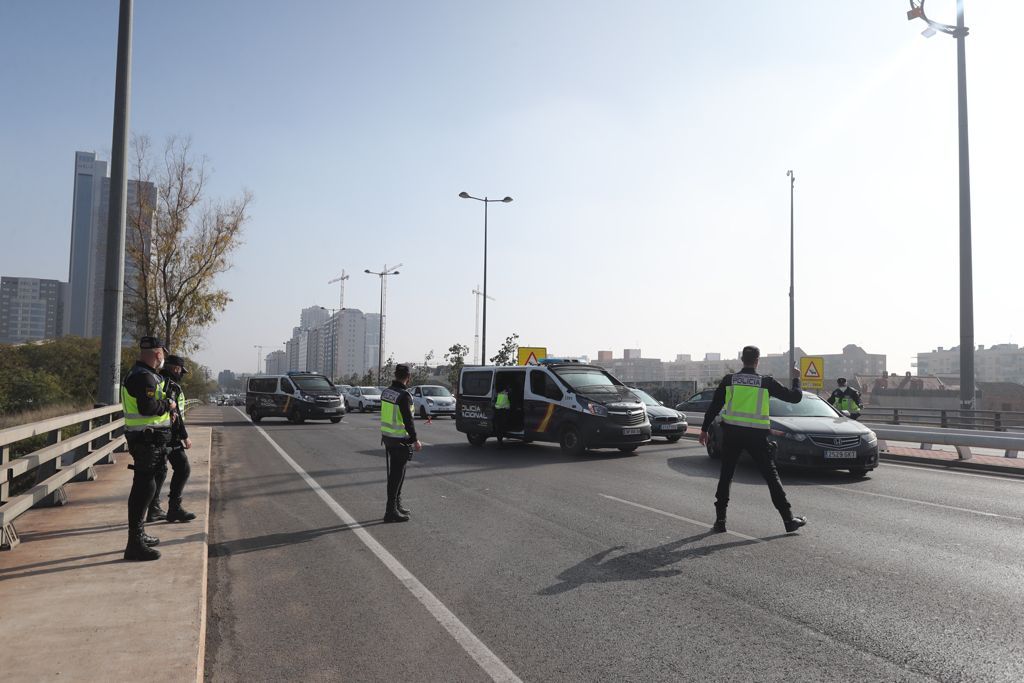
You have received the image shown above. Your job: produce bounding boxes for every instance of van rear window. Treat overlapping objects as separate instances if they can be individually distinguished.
[461,371,492,396]
[248,378,278,394]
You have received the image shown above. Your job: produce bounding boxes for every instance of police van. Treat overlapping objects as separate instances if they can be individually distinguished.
[455,360,651,454]
[245,372,345,424]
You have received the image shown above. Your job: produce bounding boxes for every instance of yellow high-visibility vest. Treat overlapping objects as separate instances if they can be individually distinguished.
[380,387,410,439]
[121,365,171,431]
[721,373,770,429]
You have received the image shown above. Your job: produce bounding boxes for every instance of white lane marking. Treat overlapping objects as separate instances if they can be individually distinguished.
[819,484,1023,521]
[233,408,522,683]
[880,461,1024,483]
[600,494,764,543]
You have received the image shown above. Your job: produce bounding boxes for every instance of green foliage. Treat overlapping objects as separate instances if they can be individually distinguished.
[488,333,519,366]
[444,343,470,388]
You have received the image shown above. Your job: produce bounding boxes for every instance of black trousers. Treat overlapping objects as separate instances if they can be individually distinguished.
[494,409,509,441]
[125,434,169,528]
[384,440,412,506]
[152,444,191,505]
[715,425,792,519]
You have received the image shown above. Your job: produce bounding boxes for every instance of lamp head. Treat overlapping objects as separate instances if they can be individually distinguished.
[501,196,513,203]
[364,269,372,273]
[458,191,470,199]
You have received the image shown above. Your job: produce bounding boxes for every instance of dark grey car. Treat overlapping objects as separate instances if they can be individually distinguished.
[630,388,688,443]
[706,391,879,477]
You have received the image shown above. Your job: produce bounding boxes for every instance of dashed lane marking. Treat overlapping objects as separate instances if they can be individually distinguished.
[600,494,764,543]
[233,408,522,683]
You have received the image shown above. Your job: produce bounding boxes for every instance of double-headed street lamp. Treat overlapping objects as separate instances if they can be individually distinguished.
[459,192,513,365]
[365,265,401,384]
[253,344,272,375]
[906,0,975,410]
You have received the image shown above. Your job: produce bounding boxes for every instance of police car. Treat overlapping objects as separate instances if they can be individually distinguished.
[456,359,651,455]
[245,372,345,424]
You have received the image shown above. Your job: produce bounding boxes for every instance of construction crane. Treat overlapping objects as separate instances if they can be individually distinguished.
[327,270,350,312]
[472,285,495,366]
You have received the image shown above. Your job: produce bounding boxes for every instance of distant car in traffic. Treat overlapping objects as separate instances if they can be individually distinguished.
[629,388,688,442]
[675,389,715,414]
[410,385,456,419]
[705,391,879,477]
[345,386,382,412]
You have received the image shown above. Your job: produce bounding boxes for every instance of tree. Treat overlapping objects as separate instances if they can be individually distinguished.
[444,343,470,388]
[125,134,251,354]
[489,333,520,366]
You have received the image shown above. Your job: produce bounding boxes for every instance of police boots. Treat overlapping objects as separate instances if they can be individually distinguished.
[147,502,167,523]
[166,497,196,523]
[712,516,727,533]
[124,527,161,561]
[396,496,410,516]
[784,515,808,533]
[384,500,409,523]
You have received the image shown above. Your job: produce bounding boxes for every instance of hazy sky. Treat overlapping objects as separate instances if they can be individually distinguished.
[2,1,1021,376]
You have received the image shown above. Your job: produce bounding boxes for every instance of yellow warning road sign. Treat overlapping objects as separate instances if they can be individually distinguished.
[517,347,548,366]
[800,356,824,389]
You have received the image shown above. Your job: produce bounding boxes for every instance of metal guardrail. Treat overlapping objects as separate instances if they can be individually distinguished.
[680,411,1024,461]
[0,404,125,551]
[858,406,1024,432]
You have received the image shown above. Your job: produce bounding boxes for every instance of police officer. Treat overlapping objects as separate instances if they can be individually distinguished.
[494,386,511,446]
[121,337,177,561]
[829,378,863,419]
[148,355,196,524]
[699,346,808,534]
[380,364,422,523]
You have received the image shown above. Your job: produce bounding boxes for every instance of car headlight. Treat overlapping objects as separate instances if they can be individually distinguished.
[862,431,877,445]
[579,398,608,417]
[299,392,314,402]
[769,428,806,442]
[427,398,434,405]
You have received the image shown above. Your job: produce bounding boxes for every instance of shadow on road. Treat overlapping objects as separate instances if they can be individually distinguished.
[667,454,872,487]
[539,531,784,595]
[208,521,384,558]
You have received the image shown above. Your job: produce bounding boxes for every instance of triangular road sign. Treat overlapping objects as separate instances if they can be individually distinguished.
[804,361,820,378]
[524,352,540,365]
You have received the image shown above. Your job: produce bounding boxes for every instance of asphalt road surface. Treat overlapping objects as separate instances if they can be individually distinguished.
[195,406,1024,682]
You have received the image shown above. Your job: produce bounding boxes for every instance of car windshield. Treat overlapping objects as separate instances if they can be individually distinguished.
[292,376,333,392]
[770,394,839,418]
[630,389,660,407]
[359,386,379,394]
[421,387,451,397]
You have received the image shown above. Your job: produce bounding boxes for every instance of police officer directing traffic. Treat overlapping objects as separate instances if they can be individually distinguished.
[380,364,422,523]
[148,355,197,524]
[829,378,863,419]
[699,346,808,534]
[121,336,177,561]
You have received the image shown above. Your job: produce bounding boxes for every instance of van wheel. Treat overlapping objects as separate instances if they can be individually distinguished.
[289,410,305,424]
[330,417,342,424]
[467,433,487,447]
[618,445,639,454]
[560,426,586,456]
[419,406,429,420]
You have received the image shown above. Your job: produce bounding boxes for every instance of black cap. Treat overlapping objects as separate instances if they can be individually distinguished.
[741,345,760,362]
[837,377,847,384]
[165,355,189,374]
[140,336,168,352]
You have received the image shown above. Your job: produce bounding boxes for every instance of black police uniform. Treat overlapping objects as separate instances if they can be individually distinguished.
[702,367,805,531]
[382,380,417,522]
[150,370,195,523]
[123,359,173,560]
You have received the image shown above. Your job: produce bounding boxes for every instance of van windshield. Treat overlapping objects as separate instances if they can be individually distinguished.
[552,367,636,403]
[293,376,334,392]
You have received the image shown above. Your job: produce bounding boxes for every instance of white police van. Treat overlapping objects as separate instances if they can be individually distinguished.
[455,360,651,455]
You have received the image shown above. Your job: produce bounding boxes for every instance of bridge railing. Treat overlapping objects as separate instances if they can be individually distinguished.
[0,399,202,551]
[857,406,1024,432]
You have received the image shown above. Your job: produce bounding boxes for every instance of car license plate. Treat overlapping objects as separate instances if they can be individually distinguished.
[324,408,337,414]
[623,428,641,436]
[824,450,856,459]
[660,424,680,431]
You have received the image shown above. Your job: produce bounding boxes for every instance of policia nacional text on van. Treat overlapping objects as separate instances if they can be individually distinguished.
[699,346,808,534]
[121,336,178,561]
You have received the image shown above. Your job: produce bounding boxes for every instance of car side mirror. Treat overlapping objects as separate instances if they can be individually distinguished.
[659,401,665,406]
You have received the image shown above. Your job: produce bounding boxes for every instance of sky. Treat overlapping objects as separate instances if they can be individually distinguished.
[2,1,1021,377]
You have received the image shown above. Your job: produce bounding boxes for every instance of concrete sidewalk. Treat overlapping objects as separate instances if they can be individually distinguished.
[0,426,212,683]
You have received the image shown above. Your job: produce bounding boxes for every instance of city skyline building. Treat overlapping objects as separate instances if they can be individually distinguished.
[0,276,67,344]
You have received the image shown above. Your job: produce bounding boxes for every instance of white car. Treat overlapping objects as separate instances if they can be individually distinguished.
[411,385,457,419]
[345,386,382,412]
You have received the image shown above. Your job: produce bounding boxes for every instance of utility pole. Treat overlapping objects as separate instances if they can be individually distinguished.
[96,0,133,405]
[472,284,495,365]
[787,170,795,378]
[365,264,402,384]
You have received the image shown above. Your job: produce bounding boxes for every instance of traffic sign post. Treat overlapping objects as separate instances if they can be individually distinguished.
[800,356,824,389]
[517,347,547,366]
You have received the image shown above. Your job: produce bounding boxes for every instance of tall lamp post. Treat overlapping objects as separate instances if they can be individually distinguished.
[365,265,401,384]
[787,170,795,377]
[253,344,271,375]
[906,0,975,410]
[459,192,513,365]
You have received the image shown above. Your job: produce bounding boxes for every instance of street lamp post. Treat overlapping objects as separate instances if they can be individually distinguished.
[253,344,271,375]
[365,265,401,384]
[459,192,513,365]
[907,0,975,410]
[787,170,795,378]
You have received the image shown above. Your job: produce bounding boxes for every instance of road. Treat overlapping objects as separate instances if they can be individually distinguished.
[195,406,1024,682]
